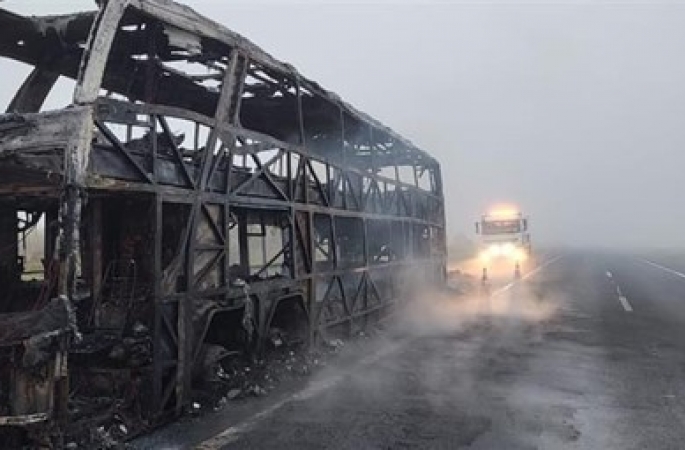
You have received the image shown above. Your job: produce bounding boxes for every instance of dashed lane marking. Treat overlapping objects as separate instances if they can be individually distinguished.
[618,295,633,312]
[607,271,633,313]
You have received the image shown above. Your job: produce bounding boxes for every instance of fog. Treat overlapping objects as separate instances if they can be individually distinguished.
[258,275,564,449]
[4,0,685,250]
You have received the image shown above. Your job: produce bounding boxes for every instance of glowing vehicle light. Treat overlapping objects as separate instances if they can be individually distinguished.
[488,244,502,256]
[487,205,520,219]
[514,248,528,262]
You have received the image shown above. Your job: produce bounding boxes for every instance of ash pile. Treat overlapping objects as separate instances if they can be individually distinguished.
[189,330,361,414]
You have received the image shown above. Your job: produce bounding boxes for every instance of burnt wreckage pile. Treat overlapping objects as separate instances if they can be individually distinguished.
[0,0,446,445]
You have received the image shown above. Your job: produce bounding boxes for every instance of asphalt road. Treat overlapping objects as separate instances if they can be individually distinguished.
[138,251,685,449]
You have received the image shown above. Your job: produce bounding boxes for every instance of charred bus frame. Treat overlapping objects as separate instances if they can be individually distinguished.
[0,0,445,440]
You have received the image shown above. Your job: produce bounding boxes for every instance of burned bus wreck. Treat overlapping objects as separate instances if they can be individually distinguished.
[0,0,445,444]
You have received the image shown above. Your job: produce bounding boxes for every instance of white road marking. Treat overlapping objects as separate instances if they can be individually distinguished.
[640,259,685,280]
[606,270,632,312]
[492,282,515,295]
[618,295,633,312]
[491,255,562,297]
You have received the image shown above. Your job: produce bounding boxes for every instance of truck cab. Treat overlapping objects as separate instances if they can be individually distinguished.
[475,208,530,280]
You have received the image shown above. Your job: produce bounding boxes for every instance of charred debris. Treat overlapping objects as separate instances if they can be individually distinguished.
[0,0,446,447]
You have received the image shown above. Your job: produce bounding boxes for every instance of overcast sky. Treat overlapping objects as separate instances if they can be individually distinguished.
[3,0,685,249]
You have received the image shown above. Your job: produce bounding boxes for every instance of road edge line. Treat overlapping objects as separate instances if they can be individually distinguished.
[491,255,562,297]
[639,258,685,280]
[194,341,405,449]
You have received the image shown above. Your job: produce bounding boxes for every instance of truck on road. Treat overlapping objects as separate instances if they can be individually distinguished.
[475,207,531,280]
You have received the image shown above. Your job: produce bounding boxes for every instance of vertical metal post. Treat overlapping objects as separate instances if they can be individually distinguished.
[90,198,103,301]
[153,195,163,414]
[238,213,249,276]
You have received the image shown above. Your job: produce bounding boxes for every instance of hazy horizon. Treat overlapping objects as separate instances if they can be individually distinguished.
[3,0,685,250]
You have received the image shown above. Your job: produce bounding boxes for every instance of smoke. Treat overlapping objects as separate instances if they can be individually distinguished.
[297,262,563,418]
[211,258,567,449]
[391,253,559,338]
[392,283,558,340]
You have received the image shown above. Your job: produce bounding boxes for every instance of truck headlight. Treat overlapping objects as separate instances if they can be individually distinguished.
[514,248,528,262]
